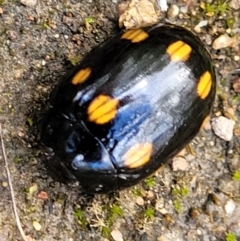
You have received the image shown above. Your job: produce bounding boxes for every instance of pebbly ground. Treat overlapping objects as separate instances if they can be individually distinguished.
[0,0,240,241]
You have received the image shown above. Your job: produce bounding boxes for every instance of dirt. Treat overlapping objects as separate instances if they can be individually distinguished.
[0,0,240,241]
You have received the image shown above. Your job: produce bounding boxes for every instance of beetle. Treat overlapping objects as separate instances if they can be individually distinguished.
[41,23,216,194]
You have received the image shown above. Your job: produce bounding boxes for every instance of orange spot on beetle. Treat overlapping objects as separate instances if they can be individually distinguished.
[124,143,153,169]
[121,29,149,43]
[88,95,119,124]
[166,40,192,62]
[197,71,212,99]
[71,67,92,85]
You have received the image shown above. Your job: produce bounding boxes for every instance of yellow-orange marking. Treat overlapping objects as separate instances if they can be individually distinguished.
[71,67,92,85]
[197,71,212,99]
[166,40,192,62]
[124,143,153,169]
[121,29,149,43]
[88,95,119,124]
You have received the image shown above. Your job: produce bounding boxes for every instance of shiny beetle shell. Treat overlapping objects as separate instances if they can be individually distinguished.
[41,24,216,194]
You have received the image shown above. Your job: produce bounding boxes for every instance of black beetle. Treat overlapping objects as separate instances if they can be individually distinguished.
[41,24,216,193]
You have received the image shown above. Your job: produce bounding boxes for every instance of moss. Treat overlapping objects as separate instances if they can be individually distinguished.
[202,0,230,16]
[232,171,240,181]
[108,204,124,226]
[173,199,182,212]
[144,207,155,220]
[101,204,124,238]
[74,209,88,229]
[27,117,33,127]
[144,176,156,188]
[226,232,237,241]
[85,16,95,30]
[68,54,81,66]
[172,186,189,197]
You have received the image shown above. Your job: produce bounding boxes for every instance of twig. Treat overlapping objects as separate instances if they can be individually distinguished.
[0,124,28,241]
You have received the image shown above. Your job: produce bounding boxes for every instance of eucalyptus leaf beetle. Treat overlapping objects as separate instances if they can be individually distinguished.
[41,24,216,193]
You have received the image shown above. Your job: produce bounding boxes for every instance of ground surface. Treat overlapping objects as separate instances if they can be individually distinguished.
[0,0,240,241]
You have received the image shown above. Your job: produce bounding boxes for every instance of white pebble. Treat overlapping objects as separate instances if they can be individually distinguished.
[20,0,37,6]
[230,0,240,10]
[197,20,208,28]
[212,34,232,50]
[167,4,179,18]
[33,221,41,231]
[158,0,168,11]
[136,196,144,206]
[225,199,236,214]
[211,116,235,141]
[172,157,188,171]
[111,229,123,241]
[194,21,208,33]
[234,55,240,61]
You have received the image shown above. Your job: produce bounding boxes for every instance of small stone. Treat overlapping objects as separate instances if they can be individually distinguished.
[27,15,35,21]
[2,181,8,187]
[176,148,186,157]
[136,196,144,206]
[230,0,240,10]
[159,208,168,215]
[37,191,49,200]
[226,107,235,117]
[33,221,41,231]
[111,229,123,241]
[172,157,188,171]
[155,198,164,211]
[45,55,51,61]
[194,20,208,33]
[180,6,188,13]
[212,193,222,206]
[25,235,36,241]
[226,28,232,34]
[17,130,25,137]
[232,78,240,93]
[190,208,200,219]
[157,231,183,241]
[198,20,208,28]
[202,116,212,130]
[0,7,3,14]
[167,4,179,18]
[224,199,236,214]
[118,0,159,29]
[14,69,24,79]
[158,0,168,11]
[211,116,235,141]
[205,34,212,45]
[146,190,154,199]
[234,55,240,61]
[194,25,201,33]
[197,229,202,235]
[6,30,18,40]
[20,0,37,6]
[212,34,232,50]
[209,141,214,146]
